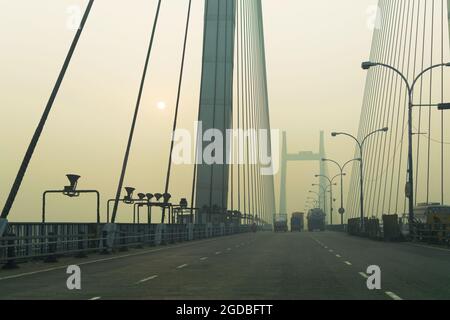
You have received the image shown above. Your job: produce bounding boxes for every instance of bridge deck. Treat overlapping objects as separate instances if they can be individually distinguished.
[0,232,449,300]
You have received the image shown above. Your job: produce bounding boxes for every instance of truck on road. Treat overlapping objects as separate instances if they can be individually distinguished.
[307,208,326,232]
[274,215,288,232]
[291,212,305,232]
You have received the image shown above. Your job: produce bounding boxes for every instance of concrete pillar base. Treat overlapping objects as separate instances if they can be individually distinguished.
[100,223,117,253]
[188,224,194,241]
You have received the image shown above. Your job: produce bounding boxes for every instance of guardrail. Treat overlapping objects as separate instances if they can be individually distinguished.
[0,223,256,269]
[347,216,450,246]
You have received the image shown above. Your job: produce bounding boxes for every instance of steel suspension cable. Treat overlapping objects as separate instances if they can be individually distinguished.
[163,0,192,223]
[111,0,162,223]
[0,0,95,219]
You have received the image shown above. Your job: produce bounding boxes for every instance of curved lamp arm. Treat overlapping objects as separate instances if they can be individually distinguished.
[361,128,388,147]
[333,132,361,150]
[411,63,450,94]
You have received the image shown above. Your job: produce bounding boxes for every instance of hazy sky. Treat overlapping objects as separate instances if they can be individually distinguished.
[0,0,379,223]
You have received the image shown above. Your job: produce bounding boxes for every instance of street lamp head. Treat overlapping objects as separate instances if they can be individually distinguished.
[137,193,146,201]
[124,187,135,204]
[438,103,450,110]
[66,174,80,189]
[382,127,389,132]
[146,193,154,201]
[64,174,81,197]
[179,198,188,209]
[331,132,338,137]
[445,62,450,67]
[362,61,378,70]
[163,193,172,204]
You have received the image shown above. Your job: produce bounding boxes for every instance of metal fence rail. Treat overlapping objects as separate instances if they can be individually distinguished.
[347,217,450,246]
[0,223,253,267]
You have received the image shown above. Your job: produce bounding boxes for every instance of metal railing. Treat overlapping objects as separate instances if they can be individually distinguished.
[0,223,252,267]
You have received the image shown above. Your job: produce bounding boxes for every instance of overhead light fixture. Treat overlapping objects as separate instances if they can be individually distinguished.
[361,61,378,70]
[179,198,188,209]
[64,174,81,197]
[137,193,146,201]
[124,187,135,204]
[438,103,450,110]
[163,193,172,204]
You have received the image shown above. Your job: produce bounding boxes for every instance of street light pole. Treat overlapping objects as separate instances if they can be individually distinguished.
[322,158,361,225]
[309,190,325,215]
[307,197,319,208]
[315,174,340,225]
[313,183,330,223]
[331,128,388,232]
[362,61,450,234]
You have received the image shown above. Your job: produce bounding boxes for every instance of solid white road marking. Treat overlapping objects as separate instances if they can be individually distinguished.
[137,275,158,284]
[385,291,403,300]
[359,272,369,279]
[344,261,352,266]
[177,264,188,270]
[90,297,101,301]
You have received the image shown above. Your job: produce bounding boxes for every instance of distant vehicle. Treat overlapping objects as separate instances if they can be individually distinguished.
[291,212,305,232]
[414,203,450,225]
[398,204,450,237]
[274,215,288,233]
[307,208,326,232]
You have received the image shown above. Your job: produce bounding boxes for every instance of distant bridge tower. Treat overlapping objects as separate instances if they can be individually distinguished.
[279,131,328,219]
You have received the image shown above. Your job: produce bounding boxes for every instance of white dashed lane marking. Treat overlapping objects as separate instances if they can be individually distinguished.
[200,257,208,261]
[385,291,403,300]
[344,261,352,266]
[177,264,188,270]
[89,297,101,300]
[359,272,369,279]
[137,275,158,284]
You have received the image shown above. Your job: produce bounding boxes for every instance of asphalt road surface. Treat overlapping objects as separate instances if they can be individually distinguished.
[1,231,449,300]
